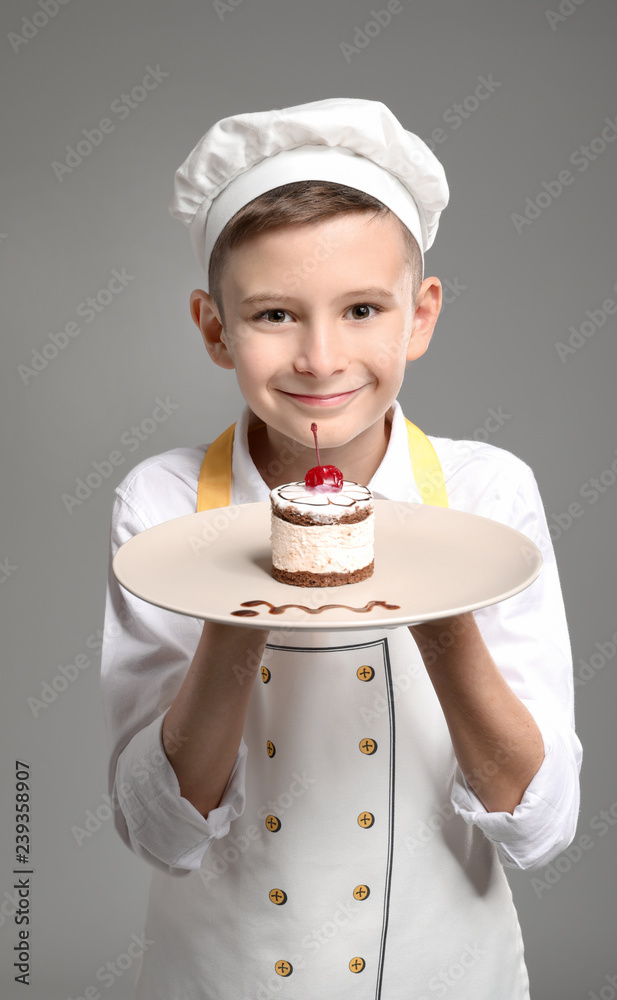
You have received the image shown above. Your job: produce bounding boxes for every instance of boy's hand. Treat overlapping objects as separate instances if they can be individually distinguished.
[408,613,545,815]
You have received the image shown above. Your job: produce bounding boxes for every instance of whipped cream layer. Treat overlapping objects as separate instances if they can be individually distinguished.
[271,514,374,574]
[270,480,373,524]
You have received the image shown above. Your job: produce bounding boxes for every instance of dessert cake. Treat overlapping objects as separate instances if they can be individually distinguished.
[270,481,374,587]
[269,422,374,587]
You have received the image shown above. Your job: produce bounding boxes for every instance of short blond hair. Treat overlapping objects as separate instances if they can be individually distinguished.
[208,179,422,324]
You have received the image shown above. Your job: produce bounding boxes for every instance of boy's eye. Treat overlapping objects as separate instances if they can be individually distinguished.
[255,308,291,324]
[253,303,382,324]
[348,303,380,320]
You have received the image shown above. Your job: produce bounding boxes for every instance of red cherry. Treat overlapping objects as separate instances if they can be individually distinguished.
[304,423,343,492]
[305,464,344,491]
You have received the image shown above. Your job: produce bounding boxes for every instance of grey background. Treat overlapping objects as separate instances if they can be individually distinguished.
[1,0,615,996]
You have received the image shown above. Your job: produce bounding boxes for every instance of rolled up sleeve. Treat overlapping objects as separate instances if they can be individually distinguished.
[451,704,582,870]
[100,485,248,875]
[115,712,248,874]
[448,459,583,870]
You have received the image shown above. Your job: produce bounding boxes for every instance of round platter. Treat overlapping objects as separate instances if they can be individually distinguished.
[111,500,543,631]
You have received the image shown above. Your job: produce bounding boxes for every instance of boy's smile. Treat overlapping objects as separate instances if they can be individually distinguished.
[191,212,442,487]
[278,387,366,407]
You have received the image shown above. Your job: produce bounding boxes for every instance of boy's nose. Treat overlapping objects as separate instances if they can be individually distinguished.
[293,327,348,380]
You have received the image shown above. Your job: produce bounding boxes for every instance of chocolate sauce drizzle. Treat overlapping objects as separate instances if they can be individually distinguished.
[231,599,400,618]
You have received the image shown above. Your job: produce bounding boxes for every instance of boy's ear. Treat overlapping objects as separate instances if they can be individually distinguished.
[189,289,235,370]
[406,277,442,361]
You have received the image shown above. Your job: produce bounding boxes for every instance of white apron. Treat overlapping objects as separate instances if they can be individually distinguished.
[135,419,530,999]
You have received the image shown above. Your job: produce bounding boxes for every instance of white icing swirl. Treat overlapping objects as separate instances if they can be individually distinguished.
[270,480,372,512]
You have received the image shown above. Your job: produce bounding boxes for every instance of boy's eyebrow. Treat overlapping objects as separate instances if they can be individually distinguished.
[240,286,396,305]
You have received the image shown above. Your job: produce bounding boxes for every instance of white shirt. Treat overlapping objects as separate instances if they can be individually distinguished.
[100,399,582,998]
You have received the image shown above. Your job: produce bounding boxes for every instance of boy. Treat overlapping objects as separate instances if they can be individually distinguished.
[100,98,582,998]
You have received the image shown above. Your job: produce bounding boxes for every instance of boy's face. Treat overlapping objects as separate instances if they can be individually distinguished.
[191,211,441,474]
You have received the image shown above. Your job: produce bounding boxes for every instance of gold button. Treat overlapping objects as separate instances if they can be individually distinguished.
[356,665,375,682]
[265,814,281,833]
[359,737,377,755]
[261,666,271,684]
[269,888,287,905]
[267,740,276,758]
[357,811,374,829]
[275,959,293,977]
[349,956,366,973]
[353,884,370,901]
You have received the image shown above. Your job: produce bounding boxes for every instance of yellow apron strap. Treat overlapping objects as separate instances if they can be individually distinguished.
[197,422,236,512]
[405,417,449,508]
[197,416,448,512]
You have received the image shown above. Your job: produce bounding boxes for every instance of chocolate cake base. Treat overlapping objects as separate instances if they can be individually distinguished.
[271,560,374,588]
[272,504,371,527]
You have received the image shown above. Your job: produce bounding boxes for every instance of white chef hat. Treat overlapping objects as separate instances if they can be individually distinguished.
[169,97,449,289]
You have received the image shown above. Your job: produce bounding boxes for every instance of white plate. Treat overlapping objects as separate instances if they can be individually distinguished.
[111,500,543,631]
